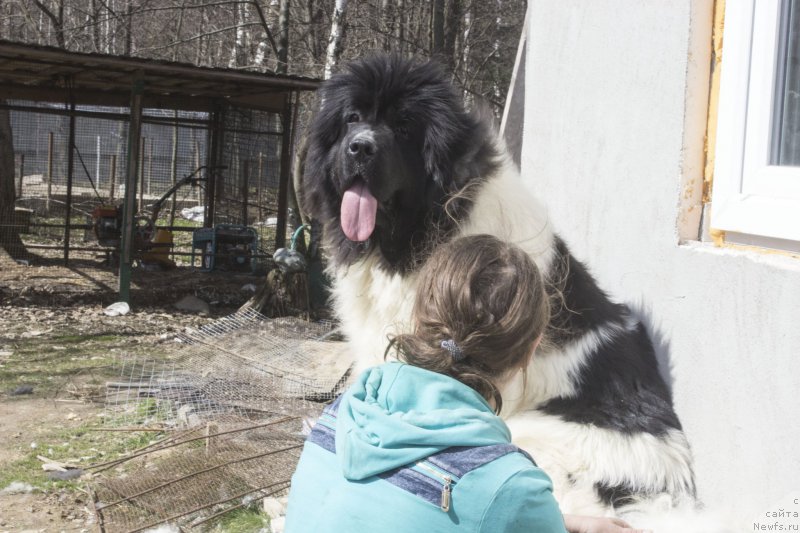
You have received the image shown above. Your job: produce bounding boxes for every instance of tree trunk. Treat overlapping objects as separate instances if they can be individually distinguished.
[172,0,187,62]
[461,9,472,105]
[277,0,290,74]
[380,0,392,51]
[32,0,66,48]
[304,0,321,61]
[431,0,444,57]
[0,104,27,259]
[56,0,65,47]
[443,0,461,71]
[104,0,113,53]
[91,0,101,52]
[229,2,245,68]
[396,0,405,54]
[124,0,132,56]
[196,5,208,65]
[324,0,349,79]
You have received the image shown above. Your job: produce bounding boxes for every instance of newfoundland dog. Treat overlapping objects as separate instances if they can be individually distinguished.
[302,54,699,524]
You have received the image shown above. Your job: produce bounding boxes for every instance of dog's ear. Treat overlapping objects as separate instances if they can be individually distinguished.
[307,87,347,152]
[418,87,470,189]
[422,99,498,192]
[422,119,460,188]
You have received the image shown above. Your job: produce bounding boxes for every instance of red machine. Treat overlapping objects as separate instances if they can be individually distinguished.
[91,166,215,267]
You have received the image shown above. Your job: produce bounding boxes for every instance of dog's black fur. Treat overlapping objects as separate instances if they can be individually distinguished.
[542,237,683,437]
[302,54,695,510]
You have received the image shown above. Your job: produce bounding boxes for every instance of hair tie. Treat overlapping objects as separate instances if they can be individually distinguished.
[440,339,465,362]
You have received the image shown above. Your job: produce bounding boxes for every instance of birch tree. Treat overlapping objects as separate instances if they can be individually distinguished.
[324,0,349,80]
[0,1,526,113]
[229,2,247,68]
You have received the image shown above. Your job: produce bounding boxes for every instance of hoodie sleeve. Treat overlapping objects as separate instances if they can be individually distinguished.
[478,468,568,533]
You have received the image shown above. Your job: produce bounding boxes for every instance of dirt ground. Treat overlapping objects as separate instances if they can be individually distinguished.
[0,258,271,532]
[0,400,99,532]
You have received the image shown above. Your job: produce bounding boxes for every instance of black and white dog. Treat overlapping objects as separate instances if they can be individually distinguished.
[302,55,702,525]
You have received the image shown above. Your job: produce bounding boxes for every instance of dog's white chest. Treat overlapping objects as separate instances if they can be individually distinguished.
[332,258,418,372]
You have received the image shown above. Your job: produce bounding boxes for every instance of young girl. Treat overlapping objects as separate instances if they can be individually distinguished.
[285,234,647,533]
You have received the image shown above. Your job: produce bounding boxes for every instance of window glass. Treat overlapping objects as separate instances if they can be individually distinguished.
[772,0,800,166]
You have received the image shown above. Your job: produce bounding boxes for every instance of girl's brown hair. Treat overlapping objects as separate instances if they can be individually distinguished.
[389,234,550,413]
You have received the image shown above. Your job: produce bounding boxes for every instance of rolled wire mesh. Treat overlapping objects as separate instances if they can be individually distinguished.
[93,310,352,531]
[91,417,303,532]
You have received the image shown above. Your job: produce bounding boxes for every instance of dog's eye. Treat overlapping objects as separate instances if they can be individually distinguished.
[346,113,360,124]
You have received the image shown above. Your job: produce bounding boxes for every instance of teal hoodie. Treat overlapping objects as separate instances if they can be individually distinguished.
[285,362,567,532]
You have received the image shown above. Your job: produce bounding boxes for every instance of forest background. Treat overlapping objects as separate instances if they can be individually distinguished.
[0,0,526,109]
[0,0,527,258]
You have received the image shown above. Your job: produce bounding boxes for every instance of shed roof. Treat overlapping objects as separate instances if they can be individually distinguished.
[0,40,320,112]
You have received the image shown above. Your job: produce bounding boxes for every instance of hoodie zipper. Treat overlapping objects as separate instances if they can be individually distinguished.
[414,460,457,512]
[314,403,460,512]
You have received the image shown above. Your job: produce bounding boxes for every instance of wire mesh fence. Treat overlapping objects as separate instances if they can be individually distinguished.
[91,310,352,532]
[91,417,304,533]
[1,98,292,302]
[104,309,348,429]
[217,105,284,230]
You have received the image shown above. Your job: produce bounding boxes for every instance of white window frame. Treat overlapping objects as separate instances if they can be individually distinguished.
[712,0,800,244]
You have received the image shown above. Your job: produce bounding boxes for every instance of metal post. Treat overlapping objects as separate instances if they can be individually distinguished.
[146,137,152,197]
[17,154,24,198]
[257,152,264,220]
[194,137,202,203]
[46,132,53,213]
[241,159,249,225]
[275,94,292,249]
[96,135,101,191]
[109,154,117,201]
[64,100,76,266]
[205,104,222,228]
[169,109,178,226]
[138,136,146,212]
[119,77,144,304]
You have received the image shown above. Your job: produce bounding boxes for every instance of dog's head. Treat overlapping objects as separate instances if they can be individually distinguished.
[303,54,498,272]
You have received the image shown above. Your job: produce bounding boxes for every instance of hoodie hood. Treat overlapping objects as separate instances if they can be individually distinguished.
[335,362,512,480]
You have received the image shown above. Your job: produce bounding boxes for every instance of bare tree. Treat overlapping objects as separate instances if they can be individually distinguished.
[395,0,405,54]
[443,0,462,71]
[431,0,445,58]
[229,1,245,67]
[0,1,525,114]
[31,0,66,48]
[324,0,349,80]
[277,0,290,73]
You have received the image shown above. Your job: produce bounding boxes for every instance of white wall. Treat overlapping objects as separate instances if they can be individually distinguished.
[521,0,800,522]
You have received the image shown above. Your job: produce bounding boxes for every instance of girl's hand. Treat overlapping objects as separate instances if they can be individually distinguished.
[563,514,653,533]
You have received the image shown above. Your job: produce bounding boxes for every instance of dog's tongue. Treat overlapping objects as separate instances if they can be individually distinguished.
[341,180,378,242]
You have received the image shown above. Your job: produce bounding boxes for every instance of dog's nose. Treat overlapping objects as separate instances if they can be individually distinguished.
[348,139,376,158]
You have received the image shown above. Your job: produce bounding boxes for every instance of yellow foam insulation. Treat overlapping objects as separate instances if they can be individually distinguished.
[703,0,725,205]
[718,240,800,260]
[709,227,726,247]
